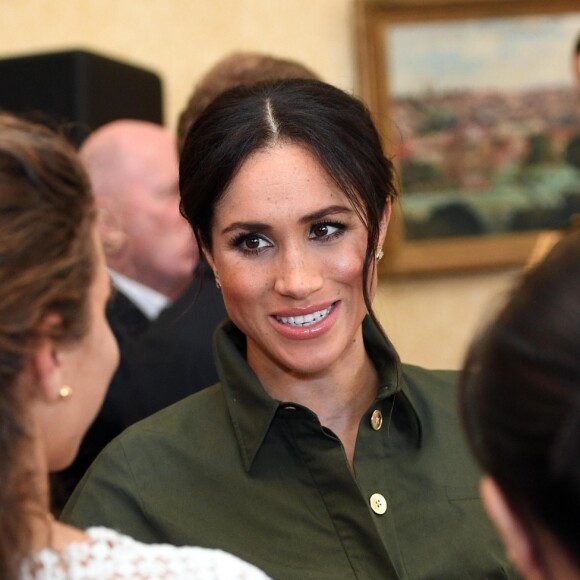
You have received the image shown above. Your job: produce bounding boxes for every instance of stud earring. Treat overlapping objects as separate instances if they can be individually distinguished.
[375,248,384,262]
[59,385,73,400]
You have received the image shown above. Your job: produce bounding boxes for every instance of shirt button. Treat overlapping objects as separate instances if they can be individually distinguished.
[370,493,387,515]
[370,409,383,431]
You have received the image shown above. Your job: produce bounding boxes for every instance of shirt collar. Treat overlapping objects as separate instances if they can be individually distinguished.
[363,317,423,446]
[214,316,421,472]
[108,269,170,320]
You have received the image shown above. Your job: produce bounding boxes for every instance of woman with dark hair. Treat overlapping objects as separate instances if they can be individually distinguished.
[459,230,580,579]
[0,113,269,579]
[63,79,513,578]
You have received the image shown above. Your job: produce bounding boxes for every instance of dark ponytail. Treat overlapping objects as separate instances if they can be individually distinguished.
[459,230,580,567]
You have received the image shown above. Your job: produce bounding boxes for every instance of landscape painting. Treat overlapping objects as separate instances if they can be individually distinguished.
[386,11,580,242]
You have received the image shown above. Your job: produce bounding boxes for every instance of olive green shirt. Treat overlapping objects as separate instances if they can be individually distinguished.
[63,318,514,579]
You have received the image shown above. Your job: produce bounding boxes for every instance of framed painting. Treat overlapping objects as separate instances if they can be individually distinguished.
[357,0,580,274]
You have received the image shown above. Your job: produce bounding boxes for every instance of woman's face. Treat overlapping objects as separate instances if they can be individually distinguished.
[207,142,388,381]
[50,230,119,470]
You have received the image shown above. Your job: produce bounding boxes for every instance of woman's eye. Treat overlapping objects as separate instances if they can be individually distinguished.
[310,222,344,240]
[244,235,263,250]
[232,233,272,254]
[312,224,330,238]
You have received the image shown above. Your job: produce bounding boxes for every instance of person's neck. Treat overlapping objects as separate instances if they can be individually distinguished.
[27,506,88,555]
[25,468,87,556]
[21,450,64,554]
[532,524,580,580]
[250,332,378,468]
[24,432,54,546]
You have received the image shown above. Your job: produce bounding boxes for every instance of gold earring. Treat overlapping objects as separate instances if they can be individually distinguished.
[375,248,384,262]
[59,385,73,400]
[215,273,221,289]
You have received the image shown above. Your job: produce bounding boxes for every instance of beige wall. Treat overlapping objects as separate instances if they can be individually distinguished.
[0,0,522,369]
[375,268,520,370]
[0,0,356,131]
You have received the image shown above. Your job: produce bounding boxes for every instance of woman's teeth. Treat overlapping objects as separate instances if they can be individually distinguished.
[276,305,333,327]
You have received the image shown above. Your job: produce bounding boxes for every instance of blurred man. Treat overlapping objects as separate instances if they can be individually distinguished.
[81,120,197,322]
[52,120,197,512]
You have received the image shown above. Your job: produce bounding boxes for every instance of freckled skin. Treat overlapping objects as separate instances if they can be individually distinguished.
[206,143,388,395]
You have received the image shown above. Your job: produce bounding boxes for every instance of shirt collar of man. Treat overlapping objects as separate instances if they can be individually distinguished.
[214,317,422,472]
[108,269,170,320]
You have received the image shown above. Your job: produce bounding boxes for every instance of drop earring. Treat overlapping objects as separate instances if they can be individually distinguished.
[214,273,221,289]
[375,248,384,262]
[59,385,73,400]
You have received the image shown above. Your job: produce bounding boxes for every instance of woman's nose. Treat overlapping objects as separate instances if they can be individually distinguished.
[273,246,323,299]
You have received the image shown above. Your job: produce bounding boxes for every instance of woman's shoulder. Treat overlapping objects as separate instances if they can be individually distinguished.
[21,526,269,579]
[399,363,460,415]
[399,364,483,483]
[124,382,228,438]
[401,363,458,395]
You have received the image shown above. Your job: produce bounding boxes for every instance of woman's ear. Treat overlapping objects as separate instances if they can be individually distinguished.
[201,245,217,275]
[29,314,64,402]
[202,246,221,289]
[480,476,544,580]
[378,199,392,248]
[202,244,216,273]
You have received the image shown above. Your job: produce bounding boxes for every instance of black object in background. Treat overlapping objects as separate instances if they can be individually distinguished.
[0,49,163,146]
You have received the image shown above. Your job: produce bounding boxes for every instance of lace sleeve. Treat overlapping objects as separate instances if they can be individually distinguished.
[21,527,271,579]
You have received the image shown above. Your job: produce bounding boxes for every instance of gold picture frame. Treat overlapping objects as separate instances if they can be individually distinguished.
[357,0,580,275]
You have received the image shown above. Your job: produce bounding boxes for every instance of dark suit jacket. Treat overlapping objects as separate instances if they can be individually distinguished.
[124,264,227,423]
[52,264,227,513]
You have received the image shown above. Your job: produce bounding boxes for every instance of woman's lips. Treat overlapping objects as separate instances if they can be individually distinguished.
[270,301,339,340]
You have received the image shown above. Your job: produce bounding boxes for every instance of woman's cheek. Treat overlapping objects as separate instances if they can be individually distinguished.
[332,249,365,281]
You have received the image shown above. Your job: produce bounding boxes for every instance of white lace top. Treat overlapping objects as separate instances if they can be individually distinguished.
[20,527,270,579]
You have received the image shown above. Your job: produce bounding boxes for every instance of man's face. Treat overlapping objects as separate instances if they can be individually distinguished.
[122,135,197,299]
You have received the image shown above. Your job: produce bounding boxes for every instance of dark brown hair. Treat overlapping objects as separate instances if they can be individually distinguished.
[0,113,96,578]
[177,52,319,152]
[459,230,580,567]
[180,78,398,350]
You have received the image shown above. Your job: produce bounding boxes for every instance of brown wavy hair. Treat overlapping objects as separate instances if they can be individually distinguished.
[0,113,96,579]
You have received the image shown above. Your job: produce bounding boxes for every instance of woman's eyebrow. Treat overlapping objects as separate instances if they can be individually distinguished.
[221,221,271,235]
[298,205,352,224]
[221,205,353,235]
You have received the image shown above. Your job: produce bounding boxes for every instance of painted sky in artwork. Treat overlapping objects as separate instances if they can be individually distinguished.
[387,12,580,96]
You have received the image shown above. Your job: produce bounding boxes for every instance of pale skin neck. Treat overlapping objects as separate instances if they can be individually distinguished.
[537,531,580,580]
[481,476,580,580]
[24,419,87,556]
[249,327,379,467]
[513,519,580,580]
